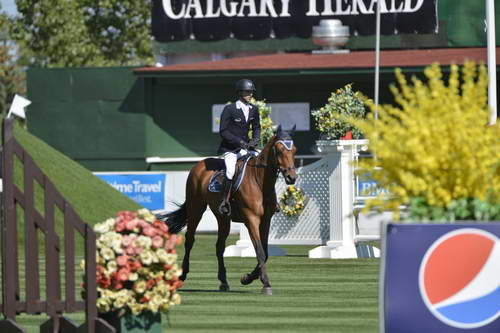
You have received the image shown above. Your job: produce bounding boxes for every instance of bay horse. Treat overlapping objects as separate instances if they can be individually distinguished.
[158,125,297,295]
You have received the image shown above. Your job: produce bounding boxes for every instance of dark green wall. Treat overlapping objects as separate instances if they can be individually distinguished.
[27,67,149,171]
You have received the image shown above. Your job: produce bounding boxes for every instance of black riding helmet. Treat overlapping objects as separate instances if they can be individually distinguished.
[235,79,256,93]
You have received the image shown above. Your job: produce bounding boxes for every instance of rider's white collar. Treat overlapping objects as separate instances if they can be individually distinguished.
[236,100,251,109]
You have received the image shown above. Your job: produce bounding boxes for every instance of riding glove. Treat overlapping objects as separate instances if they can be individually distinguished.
[239,140,250,150]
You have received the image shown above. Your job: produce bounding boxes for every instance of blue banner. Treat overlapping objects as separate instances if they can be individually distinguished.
[96,173,166,210]
[382,223,500,333]
[356,175,389,198]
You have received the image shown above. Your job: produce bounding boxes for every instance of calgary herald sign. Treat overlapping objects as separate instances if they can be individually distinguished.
[162,0,427,19]
[152,0,438,42]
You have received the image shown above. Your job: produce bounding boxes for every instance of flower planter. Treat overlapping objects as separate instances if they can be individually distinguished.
[340,131,352,140]
[99,310,162,333]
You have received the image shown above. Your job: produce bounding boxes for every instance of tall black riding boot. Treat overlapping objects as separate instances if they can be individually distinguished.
[218,178,233,216]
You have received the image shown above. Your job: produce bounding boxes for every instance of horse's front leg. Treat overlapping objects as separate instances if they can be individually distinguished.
[215,215,231,291]
[243,216,272,295]
[241,212,272,286]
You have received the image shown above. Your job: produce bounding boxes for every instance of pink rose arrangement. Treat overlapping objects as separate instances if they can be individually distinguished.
[84,209,183,316]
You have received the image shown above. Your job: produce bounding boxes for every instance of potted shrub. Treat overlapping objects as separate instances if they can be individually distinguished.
[312,83,367,141]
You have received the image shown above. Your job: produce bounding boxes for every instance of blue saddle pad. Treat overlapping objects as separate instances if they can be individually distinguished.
[208,155,253,193]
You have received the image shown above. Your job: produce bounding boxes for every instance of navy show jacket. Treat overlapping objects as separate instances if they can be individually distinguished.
[218,102,261,154]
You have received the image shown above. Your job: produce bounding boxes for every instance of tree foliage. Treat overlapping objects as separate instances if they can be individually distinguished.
[0,9,25,115]
[11,0,153,67]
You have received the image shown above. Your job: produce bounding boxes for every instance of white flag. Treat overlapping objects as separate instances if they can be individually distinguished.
[7,94,31,119]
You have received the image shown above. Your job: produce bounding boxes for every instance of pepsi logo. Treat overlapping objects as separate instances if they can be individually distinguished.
[419,228,500,329]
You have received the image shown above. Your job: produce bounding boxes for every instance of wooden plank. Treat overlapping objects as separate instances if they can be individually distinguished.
[1,119,17,320]
[44,183,57,316]
[45,180,65,213]
[15,300,45,313]
[64,208,76,312]
[23,156,41,314]
[85,226,97,333]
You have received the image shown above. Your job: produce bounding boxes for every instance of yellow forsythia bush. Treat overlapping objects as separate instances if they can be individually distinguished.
[350,62,500,218]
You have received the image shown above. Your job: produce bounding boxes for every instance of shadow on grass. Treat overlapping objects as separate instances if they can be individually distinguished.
[180,289,251,294]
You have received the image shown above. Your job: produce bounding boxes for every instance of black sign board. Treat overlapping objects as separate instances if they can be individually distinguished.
[152,0,438,42]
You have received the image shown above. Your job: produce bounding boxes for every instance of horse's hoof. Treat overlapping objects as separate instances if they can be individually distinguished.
[180,274,187,281]
[219,283,230,292]
[240,274,254,285]
[262,287,273,295]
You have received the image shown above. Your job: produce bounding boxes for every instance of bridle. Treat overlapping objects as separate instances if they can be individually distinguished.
[248,139,296,176]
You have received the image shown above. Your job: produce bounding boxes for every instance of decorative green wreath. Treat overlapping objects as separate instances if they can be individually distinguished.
[279,185,306,217]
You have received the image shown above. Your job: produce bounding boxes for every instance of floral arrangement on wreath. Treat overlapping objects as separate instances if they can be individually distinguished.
[83,209,183,316]
[279,185,306,217]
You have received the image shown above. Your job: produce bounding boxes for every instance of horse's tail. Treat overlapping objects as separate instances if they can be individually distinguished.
[155,203,187,234]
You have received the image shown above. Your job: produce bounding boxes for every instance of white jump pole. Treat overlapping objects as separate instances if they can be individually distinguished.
[486,0,497,125]
[374,0,381,120]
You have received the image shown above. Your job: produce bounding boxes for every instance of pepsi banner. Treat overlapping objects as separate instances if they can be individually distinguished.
[152,0,438,42]
[381,223,500,333]
[95,173,167,210]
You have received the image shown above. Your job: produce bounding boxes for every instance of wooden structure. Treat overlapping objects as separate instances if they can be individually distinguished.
[0,118,114,332]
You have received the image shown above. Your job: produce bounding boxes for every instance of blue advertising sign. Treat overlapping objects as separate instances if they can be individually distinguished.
[356,175,389,198]
[96,173,166,210]
[381,223,500,333]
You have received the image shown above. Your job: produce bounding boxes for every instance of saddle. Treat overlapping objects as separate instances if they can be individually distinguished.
[205,155,253,194]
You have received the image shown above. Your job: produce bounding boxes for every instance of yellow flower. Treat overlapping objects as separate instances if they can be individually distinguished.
[133,280,147,294]
[106,260,117,274]
[97,298,111,313]
[160,303,170,313]
[139,250,154,265]
[130,303,143,316]
[349,62,499,215]
[171,293,181,305]
[100,247,115,261]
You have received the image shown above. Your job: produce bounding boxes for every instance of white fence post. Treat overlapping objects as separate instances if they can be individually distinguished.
[308,140,380,259]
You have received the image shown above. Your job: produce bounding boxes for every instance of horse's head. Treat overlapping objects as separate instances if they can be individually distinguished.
[273,125,297,185]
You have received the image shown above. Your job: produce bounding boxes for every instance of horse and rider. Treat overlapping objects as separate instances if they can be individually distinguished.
[158,79,298,295]
[218,78,261,216]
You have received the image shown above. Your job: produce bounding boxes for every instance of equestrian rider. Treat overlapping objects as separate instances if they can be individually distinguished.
[217,79,261,216]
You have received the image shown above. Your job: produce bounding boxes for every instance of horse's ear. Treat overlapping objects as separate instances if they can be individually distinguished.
[274,124,282,136]
[290,124,296,135]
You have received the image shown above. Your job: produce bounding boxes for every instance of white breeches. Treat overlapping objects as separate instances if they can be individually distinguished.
[223,149,248,180]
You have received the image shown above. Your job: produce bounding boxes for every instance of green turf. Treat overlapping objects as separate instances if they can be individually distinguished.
[12,234,380,333]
